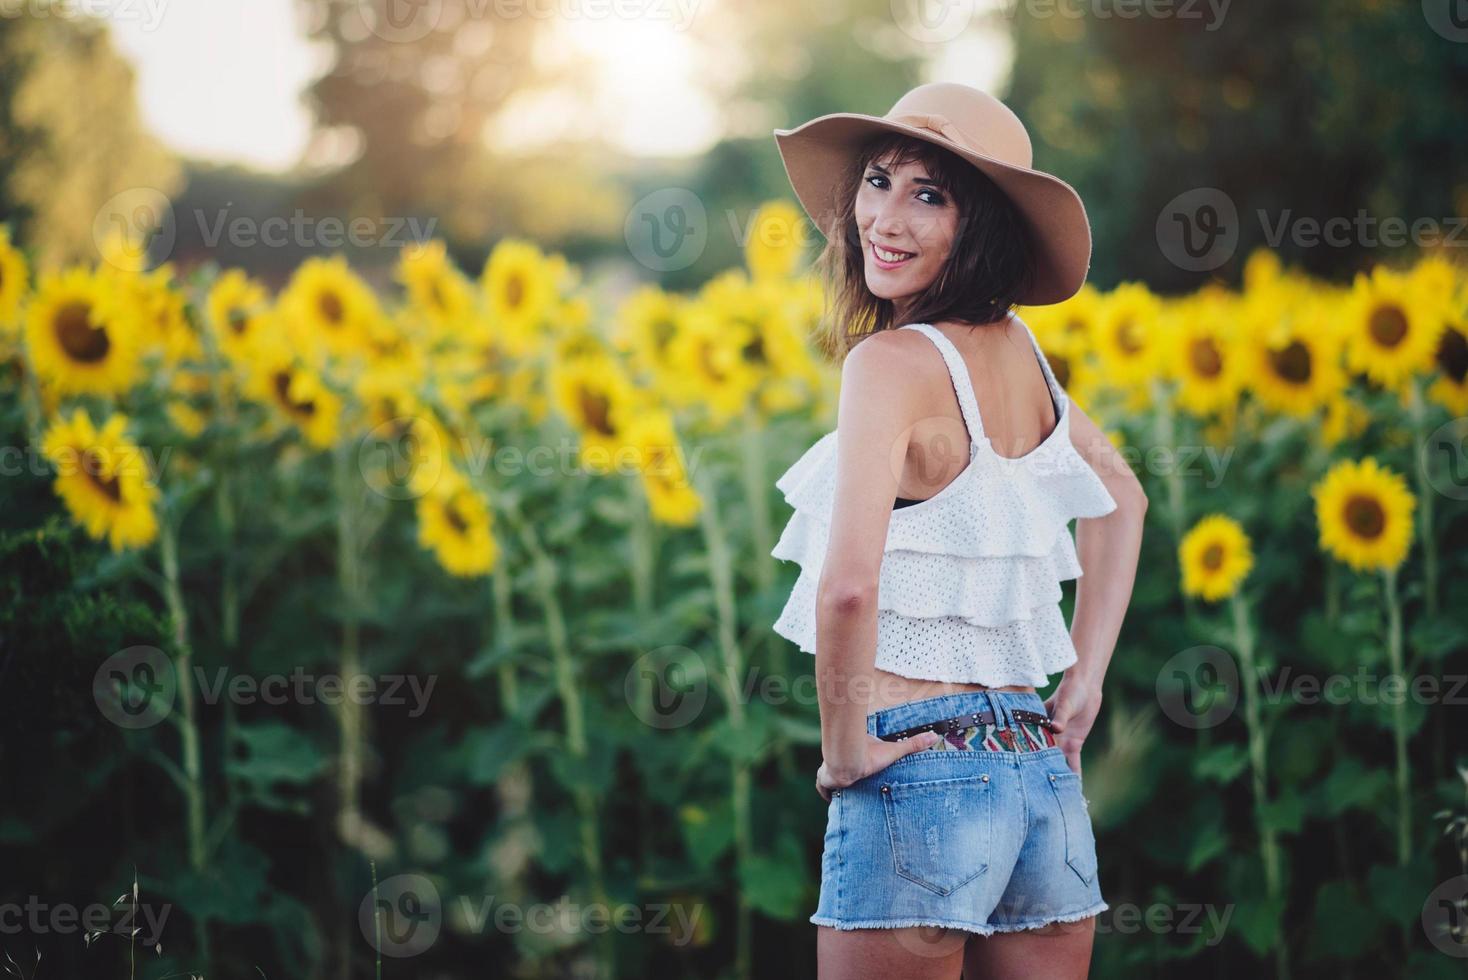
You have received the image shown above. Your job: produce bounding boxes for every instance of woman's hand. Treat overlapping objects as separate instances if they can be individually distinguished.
[1044,675,1102,776]
[815,731,942,801]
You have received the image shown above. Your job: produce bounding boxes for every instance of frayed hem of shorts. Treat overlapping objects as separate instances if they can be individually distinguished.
[809,915,999,936]
[986,900,1109,934]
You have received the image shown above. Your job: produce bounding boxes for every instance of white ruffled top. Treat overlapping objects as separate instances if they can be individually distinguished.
[769,316,1118,687]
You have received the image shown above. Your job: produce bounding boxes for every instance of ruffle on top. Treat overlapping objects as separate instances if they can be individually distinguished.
[767,318,1119,688]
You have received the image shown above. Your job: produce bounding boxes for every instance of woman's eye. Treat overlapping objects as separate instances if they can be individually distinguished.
[864,174,889,189]
[918,189,946,206]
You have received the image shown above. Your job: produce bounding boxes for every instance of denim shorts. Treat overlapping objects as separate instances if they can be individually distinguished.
[811,690,1108,935]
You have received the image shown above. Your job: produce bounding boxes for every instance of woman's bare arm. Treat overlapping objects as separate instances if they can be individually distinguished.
[1045,399,1148,771]
[813,330,933,783]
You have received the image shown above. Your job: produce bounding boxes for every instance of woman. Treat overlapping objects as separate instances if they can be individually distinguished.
[769,83,1148,978]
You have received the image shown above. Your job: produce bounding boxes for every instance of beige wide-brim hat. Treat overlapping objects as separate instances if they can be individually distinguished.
[773,82,1092,305]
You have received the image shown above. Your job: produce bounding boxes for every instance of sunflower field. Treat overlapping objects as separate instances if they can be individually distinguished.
[1,205,1466,979]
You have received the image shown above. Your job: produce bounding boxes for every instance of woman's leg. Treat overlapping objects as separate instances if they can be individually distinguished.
[818,925,967,980]
[961,915,1096,979]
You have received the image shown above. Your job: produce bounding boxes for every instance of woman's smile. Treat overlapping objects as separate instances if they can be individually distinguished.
[869,240,916,270]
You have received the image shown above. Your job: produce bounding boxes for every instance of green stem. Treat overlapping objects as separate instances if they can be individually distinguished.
[1406,378,1439,618]
[1382,566,1411,866]
[333,443,366,980]
[511,509,612,980]
[695,465,752,980]
[159,518,212,967]
[490,561,520,716]
[1231,592,1287,980]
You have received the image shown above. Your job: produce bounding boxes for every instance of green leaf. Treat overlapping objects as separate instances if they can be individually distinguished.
[680,801,735,871]
[1193,742,1249,783]
[737,835,808,920]
[1231,895,1285,956]
[1306,880,1379,961]
[462,721,535,785]
[1316,756,1390,817]
[228,721,328,811]
[1367,856,1437,927]
[1259,792,1304,834]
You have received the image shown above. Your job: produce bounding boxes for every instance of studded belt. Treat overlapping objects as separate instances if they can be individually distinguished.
[877,707,1057,753]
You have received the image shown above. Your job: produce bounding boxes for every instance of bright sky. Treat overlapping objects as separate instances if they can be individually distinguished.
[106,3,1010,171]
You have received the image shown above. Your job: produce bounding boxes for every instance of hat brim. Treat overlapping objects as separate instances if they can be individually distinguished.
[773,113,1092,306]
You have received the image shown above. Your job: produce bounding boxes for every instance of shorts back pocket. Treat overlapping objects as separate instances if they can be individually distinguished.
[1047,770,1099,885]
[880,773,993,896]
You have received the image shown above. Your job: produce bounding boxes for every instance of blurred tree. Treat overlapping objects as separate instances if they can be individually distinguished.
[0,9,180,265]
[671,0,927,289]
[295,0,624,249]
[1005,0,1468,291]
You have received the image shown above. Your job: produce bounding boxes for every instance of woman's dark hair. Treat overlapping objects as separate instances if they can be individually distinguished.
[816,132,1036,358]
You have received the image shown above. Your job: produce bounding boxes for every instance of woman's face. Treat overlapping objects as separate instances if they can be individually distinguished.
[853,152,959,311]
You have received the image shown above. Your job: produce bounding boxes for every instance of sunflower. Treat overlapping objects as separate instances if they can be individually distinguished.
[278,256,381,360]
[1342,266,1444,391]
[1164,293,1243,417]
[548,355,638,473]
[206,270,276,362]
[24,268,141,397]
[416,468,496,577]
[243,339,343,449]
[0,226,28,334]
[664,296,760,423]
[1178,514,1253,601]
[1311,457,1416,572]
[482,239,557,356]
[621,406,702,526]
[398,240,476,331]
[1411,256,1468,413]
[1021,282,1102,355]
[1242,300,1347,418]
[353,368,453,497]
[614,285,685,381]
[1319,395,1370,448]
[40,409,159,551]
[745,199,808,281]
[108,266,199,364]
[1091,282,1162,391]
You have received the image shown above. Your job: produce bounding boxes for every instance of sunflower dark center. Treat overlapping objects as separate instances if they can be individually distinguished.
[1049,354,1070,389]
[1368,305,1408,348]
[1269,340,1311,385]
[653,318,677,350]
[1201,542,1225,571]
[444,498,469,535]
[505,273,525,309]
[318,291,345,326]
[273,371,316,417]
[699,342,726,381]
[229,311,249,336]
[1190,338,1223,378]
[56,301,110,363]
[1065,316,1086,335]
[1115,318,1143,354]
[81,449,122,503]
[1344,495,1385,540]
[1435,326,1468,384]
[579,388,613,435]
